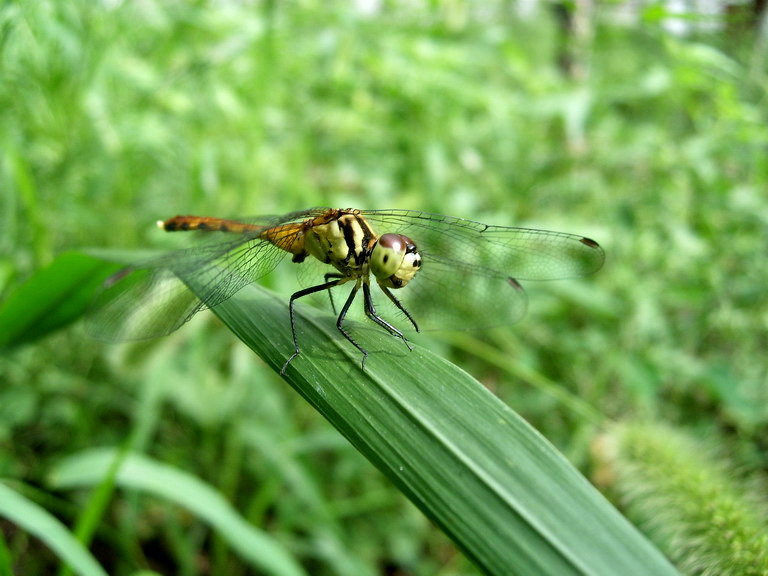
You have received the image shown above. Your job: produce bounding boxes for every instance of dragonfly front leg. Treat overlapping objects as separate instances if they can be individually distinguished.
[378,285,419,332]
[362,283,413,352]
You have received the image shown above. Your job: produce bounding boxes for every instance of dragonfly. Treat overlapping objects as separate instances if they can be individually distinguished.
[87,208,605,373]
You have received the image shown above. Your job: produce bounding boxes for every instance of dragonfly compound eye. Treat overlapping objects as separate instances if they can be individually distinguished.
[371,233,422,289]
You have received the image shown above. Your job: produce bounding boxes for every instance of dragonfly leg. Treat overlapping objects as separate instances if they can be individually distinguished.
[324,272,344,314]
[362,283,413,352]
[335,282,370,369]
[281,278,345,374]
[378,285,419,332]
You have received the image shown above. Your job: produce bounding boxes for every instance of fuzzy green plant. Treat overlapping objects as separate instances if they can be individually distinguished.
[594,422,768,576]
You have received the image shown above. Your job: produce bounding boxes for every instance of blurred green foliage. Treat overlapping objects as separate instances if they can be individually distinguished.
[1,1,767,574]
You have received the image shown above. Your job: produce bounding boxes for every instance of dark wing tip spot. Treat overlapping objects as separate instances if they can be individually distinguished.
[580,237,601,249]
[508,278,524,291]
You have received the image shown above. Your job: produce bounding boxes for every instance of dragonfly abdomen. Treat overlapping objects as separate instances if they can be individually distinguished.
[159,216,262,233]
[159,215,311,257]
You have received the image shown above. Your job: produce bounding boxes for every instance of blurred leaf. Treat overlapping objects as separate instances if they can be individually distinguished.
[0,253,121,349]
[48,449,307,576]
[0,481,108,576]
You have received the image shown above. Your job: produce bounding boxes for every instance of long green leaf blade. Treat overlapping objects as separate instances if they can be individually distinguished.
[0,482,108,576]
[203,281,678,575]
[0,253,121,349]
[48,449,307,576]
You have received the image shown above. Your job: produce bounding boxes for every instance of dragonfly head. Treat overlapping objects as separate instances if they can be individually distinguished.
[370,233,422,289]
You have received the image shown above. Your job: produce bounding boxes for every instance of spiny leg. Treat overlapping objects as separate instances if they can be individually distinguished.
[362,283,413,352]
[335,282,371,369]
[378,285,420,332]
[281,278,344,374]
[323,272,344,314]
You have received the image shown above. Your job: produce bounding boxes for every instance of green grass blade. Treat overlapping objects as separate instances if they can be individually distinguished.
[70,252,676,574]
[0,532,11,576]
[0,482,108,576]
[48,449,307,576]
[203,281,679,575]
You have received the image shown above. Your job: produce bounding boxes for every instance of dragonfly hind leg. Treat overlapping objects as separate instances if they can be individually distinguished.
[281,278,346,374]
[323,272,344,314]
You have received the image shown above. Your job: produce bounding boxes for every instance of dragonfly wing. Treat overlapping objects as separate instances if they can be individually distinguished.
[164,238,287,309]
[86,267,206,341]
[361,209,605,280]
[87,232,293,341]
[395,264,528,331]
[358,209,604,331]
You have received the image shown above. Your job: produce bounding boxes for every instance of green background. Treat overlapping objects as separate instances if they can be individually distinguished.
[1,1,767,574]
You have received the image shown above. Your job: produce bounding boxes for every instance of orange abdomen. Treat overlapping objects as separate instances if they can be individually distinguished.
[159,216,262,233]
[158,215,308,256]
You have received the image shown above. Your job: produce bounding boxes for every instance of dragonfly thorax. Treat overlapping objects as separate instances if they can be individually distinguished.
[301,213,422,288]
[371,233,422,289]
[303,213,372,271]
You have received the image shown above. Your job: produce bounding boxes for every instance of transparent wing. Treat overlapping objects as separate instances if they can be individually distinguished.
[355,209,605,331]
[86,267,206,340]
[360,209,605,280]
[86,210,326,341]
